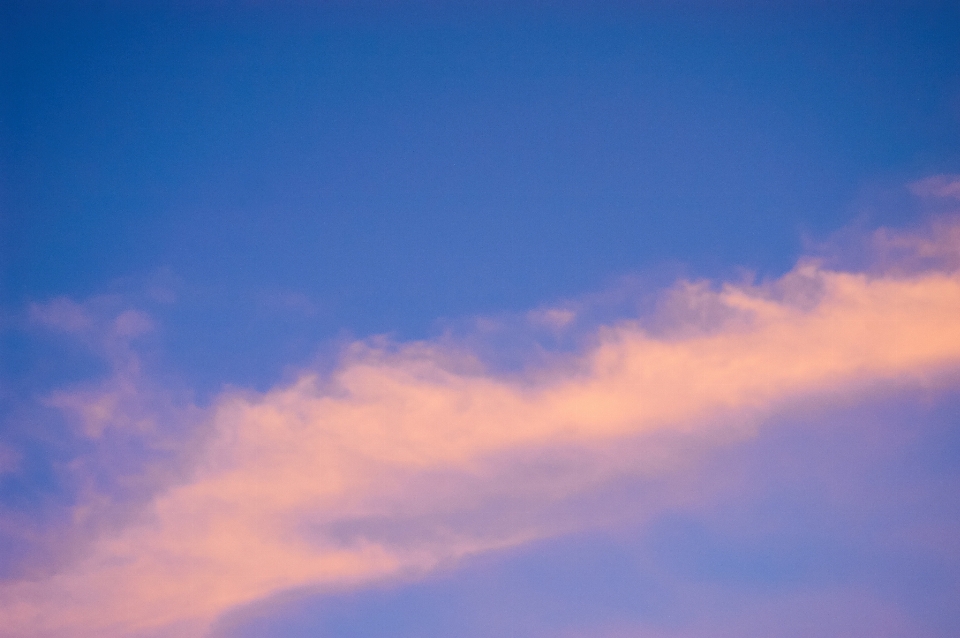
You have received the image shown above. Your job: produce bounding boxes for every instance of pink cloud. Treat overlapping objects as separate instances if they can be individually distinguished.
[0,445,21,476]
[28,298,94,334]
[909,174,960,201]
[2,220,960,637]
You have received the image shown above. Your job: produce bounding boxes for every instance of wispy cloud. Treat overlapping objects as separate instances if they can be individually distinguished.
[2,219,960,637]
[909,175,960,201]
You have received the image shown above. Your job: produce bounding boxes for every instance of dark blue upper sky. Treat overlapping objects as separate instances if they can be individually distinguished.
[4,1,960,392]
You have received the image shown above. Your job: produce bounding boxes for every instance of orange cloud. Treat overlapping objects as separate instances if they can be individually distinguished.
[3,222,960,638]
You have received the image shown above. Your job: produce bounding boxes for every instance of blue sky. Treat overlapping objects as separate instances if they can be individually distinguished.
[5,1,960,392]
[2,2,960,637]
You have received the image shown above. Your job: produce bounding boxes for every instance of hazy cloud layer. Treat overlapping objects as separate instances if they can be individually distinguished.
[2,220,960,637]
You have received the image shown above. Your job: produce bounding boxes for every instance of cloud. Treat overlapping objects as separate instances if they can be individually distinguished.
[0,445,20,476]
[909,175,960,201]
[28,298,94,335]
[2,219,960,637]
[527,307,577,331]
[1,295,199,589]
[211,389,960,638]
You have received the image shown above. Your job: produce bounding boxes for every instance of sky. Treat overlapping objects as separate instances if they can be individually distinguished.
[1,1,960,637]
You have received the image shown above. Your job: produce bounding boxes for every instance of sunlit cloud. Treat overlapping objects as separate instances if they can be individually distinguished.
[2,219,960,637]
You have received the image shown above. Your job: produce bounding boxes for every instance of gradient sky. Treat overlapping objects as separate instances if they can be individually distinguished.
[2,2,960,637]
